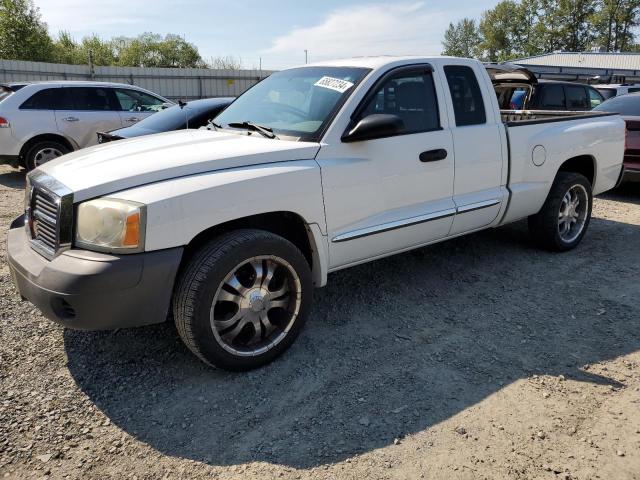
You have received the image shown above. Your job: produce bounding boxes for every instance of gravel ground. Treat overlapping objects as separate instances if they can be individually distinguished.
[0,165,639,480]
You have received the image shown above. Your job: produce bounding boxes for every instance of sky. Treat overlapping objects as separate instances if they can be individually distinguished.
[37,0,494,70]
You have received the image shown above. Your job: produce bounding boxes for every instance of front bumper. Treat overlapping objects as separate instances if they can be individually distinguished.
[7,219,183,330]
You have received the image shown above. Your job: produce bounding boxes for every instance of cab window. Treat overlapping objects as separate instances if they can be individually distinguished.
[360,70,440,134]
[443,65,486,126]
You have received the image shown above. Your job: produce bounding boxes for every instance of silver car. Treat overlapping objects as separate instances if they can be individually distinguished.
[0,81,172,170]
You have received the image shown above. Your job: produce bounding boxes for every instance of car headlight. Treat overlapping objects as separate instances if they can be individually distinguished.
[75,198,146,253]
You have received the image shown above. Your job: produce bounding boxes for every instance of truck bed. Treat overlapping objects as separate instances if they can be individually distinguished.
[501,109,617,126]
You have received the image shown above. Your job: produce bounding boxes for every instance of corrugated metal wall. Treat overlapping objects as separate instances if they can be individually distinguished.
[0,60,274,100]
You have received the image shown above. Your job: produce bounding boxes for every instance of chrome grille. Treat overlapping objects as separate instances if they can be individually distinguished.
[31,188,59,253]
[26,171,73,260]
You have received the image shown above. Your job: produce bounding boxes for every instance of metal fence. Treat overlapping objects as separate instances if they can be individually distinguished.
[0,60,274,100]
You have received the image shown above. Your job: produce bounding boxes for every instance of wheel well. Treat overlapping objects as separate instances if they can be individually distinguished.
[19,134,75,166]
[557,155,595,185]
[182,211,314,270]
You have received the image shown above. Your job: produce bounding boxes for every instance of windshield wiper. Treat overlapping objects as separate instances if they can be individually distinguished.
[206,119,222,131]
[228,121,278,139]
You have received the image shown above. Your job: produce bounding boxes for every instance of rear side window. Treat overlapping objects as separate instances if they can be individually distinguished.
[360,70,440,133]
[20,88,61,110]
[443,65,486,126]
[59,87,118,111]
[565,86,589,110]
[628,87,640,94]
[540,85,565,109]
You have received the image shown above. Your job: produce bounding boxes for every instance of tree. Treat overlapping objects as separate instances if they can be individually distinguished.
[0,0,53,61]
[112,33,204,68]
[534,0,596,52]
[442,19,481,58]
[50,32,205,68]
[208,55,243,70]
[443,0,640,59]
[592,0,640,51]
[479,0,524,61]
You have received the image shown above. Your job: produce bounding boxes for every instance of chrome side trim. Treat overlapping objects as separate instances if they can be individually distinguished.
[456,198,501,214]
[332,208,456,243]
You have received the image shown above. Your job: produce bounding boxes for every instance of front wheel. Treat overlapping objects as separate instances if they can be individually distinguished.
[173,229,313,371]
[528,172,593,251]
[24,140,69,171]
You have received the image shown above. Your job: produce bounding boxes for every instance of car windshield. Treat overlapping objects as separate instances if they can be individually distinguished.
[593,94,640,115]
[214,66,370,141]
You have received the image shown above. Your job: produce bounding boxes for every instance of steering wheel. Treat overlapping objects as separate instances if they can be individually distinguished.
[263,102,307,121]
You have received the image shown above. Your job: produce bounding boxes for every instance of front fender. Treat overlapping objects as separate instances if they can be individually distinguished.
[113,160,327,251]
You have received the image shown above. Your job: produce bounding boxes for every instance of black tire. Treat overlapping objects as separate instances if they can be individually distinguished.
[173,229,313,371]
[24,140,69,171]
[528,172,593,251]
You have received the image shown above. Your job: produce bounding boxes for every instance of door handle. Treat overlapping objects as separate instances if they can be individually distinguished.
[126,117,140,122]
[62,116,79,122]
[420,149,448,162]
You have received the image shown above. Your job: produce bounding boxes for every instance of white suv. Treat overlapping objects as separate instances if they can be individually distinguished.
[0,81,172,170]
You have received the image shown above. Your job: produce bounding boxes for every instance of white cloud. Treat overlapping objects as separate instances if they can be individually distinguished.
[265,2,448,65]
[38,0,155,36]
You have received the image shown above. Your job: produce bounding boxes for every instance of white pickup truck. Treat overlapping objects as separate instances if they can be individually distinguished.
[8,57,625,371]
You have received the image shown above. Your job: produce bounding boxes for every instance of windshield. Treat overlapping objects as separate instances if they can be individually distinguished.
[214,66,370,141]
[593,94,640,115]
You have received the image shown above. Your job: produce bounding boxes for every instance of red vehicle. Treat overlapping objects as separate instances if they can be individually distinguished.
[594,93,640,182]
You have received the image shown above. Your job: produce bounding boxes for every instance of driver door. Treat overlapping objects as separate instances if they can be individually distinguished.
[316,65,455,269]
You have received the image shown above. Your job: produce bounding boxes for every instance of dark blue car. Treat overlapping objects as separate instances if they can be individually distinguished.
[97,97,233,143]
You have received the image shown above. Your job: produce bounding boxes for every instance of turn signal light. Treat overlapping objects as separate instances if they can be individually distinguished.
[0,117,9,128]
[123,212,141,246]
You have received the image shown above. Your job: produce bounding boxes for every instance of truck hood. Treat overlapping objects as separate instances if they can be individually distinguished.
[38,129,321,202]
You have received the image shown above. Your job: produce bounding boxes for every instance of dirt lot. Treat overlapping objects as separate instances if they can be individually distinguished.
[0,165,639,480]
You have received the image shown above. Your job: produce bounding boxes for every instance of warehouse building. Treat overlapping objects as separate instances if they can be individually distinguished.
[513,52,640,84]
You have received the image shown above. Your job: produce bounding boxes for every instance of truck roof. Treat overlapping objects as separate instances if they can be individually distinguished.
[304,55,477,70]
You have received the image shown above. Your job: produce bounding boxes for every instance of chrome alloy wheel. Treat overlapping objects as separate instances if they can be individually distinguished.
[33,147,63,167]
[558,184,588,243]
[209,255,302,356]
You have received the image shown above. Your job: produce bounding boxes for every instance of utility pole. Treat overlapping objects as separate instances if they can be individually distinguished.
[88,49,95,80]
[304,50,308,64]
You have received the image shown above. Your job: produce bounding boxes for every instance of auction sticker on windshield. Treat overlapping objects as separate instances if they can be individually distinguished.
[314,76,355,93]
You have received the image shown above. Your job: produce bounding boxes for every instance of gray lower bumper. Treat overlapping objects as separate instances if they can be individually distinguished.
[7,222,183,330]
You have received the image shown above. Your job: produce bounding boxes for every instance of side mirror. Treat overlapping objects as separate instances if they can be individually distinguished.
[342,114,405,143]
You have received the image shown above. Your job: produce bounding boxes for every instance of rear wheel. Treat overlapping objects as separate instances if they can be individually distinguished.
[24,140,69,171]
[528,172,592,251]
[173,229,313,371]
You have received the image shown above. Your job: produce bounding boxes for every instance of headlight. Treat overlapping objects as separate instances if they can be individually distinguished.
[75,198,146,253]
